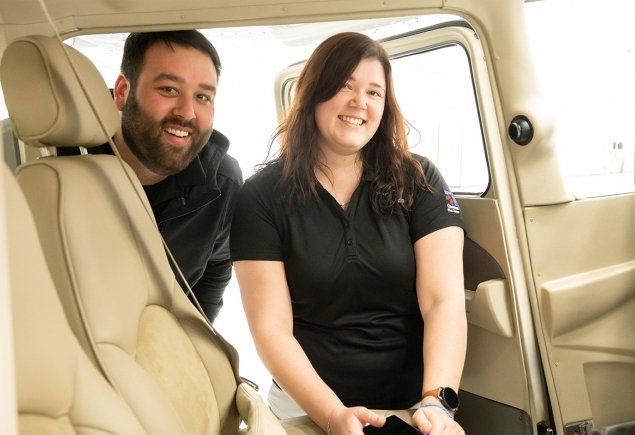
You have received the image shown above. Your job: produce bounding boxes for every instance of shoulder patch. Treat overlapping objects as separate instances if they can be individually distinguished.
[444,190,461,214]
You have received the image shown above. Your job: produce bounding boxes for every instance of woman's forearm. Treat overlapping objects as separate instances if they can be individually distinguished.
[421,299,467,394]
[252,328,343,430]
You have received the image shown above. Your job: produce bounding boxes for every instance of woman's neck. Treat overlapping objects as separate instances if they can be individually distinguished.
[315,154,362,209]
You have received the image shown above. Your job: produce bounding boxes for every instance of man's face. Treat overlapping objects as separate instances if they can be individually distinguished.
[118,42,218,176]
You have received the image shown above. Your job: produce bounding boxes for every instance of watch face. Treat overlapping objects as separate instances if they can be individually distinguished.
[441,387,460,410]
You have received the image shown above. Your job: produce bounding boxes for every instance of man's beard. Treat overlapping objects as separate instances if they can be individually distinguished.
[121,91,212,176]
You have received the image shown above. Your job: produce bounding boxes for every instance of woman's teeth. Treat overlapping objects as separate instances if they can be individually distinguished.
[338,115,364,125]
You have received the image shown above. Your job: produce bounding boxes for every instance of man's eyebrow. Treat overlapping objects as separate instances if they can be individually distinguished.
[153,73,184,84]
[199,83,217,93]
[153,73,216,93]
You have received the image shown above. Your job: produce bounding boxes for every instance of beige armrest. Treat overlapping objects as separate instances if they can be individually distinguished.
[465,278,514,338]
[236,382,287,435]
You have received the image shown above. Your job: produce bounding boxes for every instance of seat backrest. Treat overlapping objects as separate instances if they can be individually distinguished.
[1,34,286,435]
[3,159,147,435]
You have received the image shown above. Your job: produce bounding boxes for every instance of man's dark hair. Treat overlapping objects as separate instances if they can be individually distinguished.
[121,30,221,89]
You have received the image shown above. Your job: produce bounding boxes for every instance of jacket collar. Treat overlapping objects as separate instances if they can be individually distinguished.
[143,129,230,204]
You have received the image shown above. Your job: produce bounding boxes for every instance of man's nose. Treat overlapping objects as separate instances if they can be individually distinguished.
[172,95,196,120]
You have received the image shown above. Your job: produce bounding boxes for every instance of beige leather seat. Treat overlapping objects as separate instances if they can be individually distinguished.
[4,159,147,435]
[1,34,289,435]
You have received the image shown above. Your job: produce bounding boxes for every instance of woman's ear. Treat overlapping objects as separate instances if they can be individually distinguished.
[113,74,130,110]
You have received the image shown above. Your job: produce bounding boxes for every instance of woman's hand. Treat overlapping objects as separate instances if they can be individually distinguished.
[412,405,464,435]
[327,406,386,435]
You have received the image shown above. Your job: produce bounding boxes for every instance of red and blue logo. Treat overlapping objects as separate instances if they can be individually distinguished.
[444,190,460,214]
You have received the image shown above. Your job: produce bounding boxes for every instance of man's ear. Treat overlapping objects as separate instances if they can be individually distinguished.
[113,74,130,110]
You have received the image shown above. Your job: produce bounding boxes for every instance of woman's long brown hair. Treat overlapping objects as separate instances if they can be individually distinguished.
[266,31,429,214]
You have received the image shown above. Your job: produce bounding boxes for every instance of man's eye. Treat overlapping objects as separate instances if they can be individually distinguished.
[197,94,214,103]
[159,86,178,95]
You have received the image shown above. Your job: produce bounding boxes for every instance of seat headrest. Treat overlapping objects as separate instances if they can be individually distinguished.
[0,35,119,148]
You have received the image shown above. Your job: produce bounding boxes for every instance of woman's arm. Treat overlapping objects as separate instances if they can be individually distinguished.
[234,260,384,434]
[411,226,466,434]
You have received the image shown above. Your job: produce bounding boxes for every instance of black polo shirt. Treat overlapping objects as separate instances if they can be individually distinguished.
[230,154,463,409]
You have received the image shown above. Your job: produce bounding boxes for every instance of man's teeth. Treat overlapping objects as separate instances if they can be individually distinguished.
[339,115,364,126]
[166,127,189,137]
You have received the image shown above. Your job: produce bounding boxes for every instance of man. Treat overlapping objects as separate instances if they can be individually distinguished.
[110,31,242,321]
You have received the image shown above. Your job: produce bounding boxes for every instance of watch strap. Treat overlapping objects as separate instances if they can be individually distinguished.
[422,387,442,401]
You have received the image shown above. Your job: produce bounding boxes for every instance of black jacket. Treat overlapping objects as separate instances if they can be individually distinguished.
[143,130,243,321]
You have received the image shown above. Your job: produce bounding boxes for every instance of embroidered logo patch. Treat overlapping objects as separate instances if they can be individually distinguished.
[444,190,461,214]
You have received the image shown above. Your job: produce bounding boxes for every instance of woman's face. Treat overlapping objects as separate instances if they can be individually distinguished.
[314,57,386,158]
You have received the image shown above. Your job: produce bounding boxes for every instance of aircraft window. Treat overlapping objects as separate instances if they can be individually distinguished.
[526,0,635,197]
[391,45,487,194]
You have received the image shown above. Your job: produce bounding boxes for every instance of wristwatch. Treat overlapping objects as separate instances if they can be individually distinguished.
[422,387,460,413]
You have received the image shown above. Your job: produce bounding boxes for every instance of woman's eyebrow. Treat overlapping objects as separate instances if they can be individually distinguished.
[348,76,385,91]
[370,82,386,91]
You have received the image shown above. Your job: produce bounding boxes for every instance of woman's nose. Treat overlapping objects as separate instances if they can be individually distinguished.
[350,90,367,109]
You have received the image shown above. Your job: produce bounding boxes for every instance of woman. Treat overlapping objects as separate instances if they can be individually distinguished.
[230,32,466,435]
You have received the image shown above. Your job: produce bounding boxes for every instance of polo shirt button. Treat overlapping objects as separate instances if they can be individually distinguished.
[346,239,353,246]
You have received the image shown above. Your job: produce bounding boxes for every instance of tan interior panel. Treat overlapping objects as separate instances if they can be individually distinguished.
[525,194,635,428]
[584,362,635,428]
[458,197,530,412]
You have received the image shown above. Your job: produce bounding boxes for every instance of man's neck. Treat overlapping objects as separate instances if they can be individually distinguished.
[113,131,167,186]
